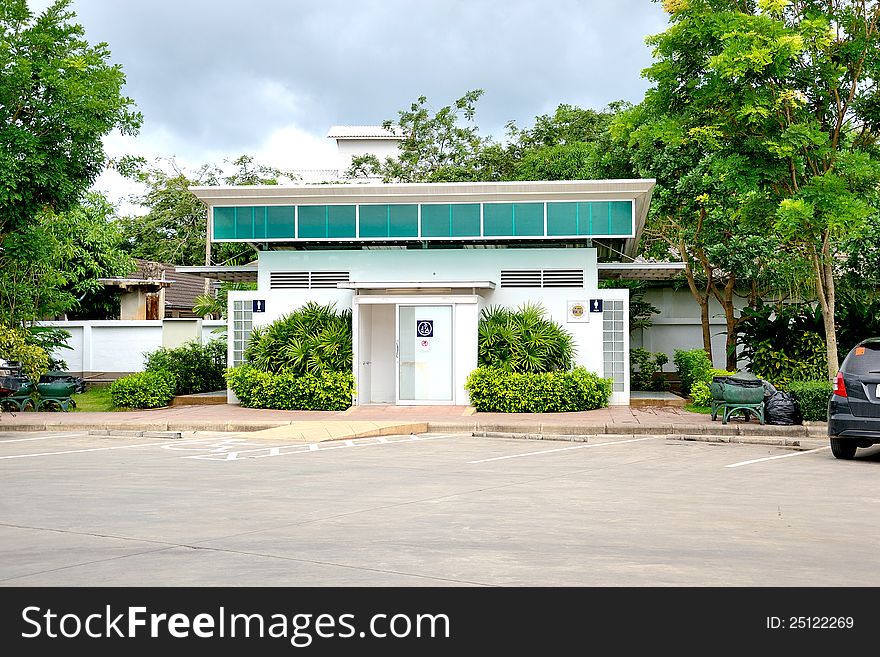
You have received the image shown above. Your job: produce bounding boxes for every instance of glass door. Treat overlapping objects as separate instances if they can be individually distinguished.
[397,305,453,403]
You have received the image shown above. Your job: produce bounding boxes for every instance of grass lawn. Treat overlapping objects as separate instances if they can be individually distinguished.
[684,403,711,414]
[71,384,117,412]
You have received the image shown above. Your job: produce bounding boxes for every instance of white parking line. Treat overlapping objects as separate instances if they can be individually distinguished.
[724,446,830,468]
[0,433,88,444]
[467,437,655,464]
[0,437,220,460]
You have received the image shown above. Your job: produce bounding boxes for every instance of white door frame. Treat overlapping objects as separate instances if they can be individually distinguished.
[395,303,455,406]
[353,294,477,406]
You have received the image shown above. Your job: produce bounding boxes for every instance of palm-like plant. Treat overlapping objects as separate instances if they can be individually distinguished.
[245,301,353,375]
[478,302,574,373]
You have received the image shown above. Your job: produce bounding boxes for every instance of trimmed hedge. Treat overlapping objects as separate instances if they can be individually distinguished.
[227,365,353,411]
[109,371,175,409]
[144,339,227,396]
[789,380,832,422]
[673,348,714,397]
[465,366,612,413]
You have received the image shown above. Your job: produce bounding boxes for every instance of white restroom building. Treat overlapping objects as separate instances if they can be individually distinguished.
[183,179,658,406]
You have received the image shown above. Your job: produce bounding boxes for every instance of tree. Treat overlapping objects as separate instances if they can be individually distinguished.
[0,192,134,324]
[0,323,49,382]
[641,0,880,379]
[117,155,297,267]
[346,90,491,182]
[0,0,141,238]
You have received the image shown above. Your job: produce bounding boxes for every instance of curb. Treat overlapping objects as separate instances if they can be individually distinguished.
[1,419,829,448]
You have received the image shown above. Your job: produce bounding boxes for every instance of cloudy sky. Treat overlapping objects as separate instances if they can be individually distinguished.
[28,0,670,209]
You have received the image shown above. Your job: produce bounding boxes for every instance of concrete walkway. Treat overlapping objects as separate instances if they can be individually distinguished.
[0,402,828,445]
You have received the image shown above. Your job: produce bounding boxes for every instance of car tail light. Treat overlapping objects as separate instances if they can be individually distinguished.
[833,371,847,398]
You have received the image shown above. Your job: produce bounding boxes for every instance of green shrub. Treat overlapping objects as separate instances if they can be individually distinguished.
[478,303,574,373]
[673,348,714,397]
[245,301,352,375]
[631,348,669,391]
[465,366,612,413]
[750,332,827,389]
[788,380,832,422]
[144,339,227,395]
[227,365,353,411]
[109,371,175,409]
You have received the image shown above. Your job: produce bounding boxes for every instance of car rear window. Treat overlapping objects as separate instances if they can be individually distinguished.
[842,342,880,375]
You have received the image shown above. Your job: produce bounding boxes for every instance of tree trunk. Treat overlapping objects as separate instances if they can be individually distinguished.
[682,257,713,362]
[812,239,840,381]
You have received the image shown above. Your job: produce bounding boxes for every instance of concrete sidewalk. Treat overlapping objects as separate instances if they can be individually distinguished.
[0,402,829,446]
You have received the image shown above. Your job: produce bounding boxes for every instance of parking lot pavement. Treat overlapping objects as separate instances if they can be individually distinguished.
[1,430,878,587]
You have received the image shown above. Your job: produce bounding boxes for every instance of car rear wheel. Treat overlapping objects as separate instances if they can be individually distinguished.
[830,438,858,460]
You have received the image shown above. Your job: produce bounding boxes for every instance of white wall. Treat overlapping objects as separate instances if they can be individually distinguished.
[233,248,628,404]
[335,138,401,176]
[37,320,225,378]
[635,287,747,370]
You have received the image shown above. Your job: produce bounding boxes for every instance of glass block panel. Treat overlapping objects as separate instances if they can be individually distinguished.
[213,207,235,239]
[252,207,267,239]
[389,204,418,237]
[483,203,514,236]
[327,205,356,238]
[235,206,254,239]
[420,204,452,237]
[266,206,295,238]
[609,201,633,235]
[589,201,610,235]
[451,204,481,236]
[298,206,329,239]
[547,203,577,236]
[359,204,389,238]
[512,203,544,236]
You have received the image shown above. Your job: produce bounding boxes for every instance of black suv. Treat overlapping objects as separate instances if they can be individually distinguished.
[828,338,880,459]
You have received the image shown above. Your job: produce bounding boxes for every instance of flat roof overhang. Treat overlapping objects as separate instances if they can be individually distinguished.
[175,265,257,283]
[190,179,655,260]
[598,262,686,281]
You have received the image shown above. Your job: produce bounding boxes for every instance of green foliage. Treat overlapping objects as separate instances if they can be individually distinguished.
[0,323,49,381]
[25,326,72,371]
[0,0,141,238]
[115,155,295,267]
[0,193,134,324]
[599,279,661,335]
[465,367,612,413]
[478,303,574,373]
[630,348,669,391]
[144,340,227,396]
[735,302,827,387]
[640,0,880,378]
[245,302,352,375]
[788,380,832,422]
[673,348,714,397]
[109,371,174,409]
[750,332,827,389]
[690,380,713,408]
[346,90,490,183]
[70,384,114,412]
[192,282,257,320]
[226,365,353,411]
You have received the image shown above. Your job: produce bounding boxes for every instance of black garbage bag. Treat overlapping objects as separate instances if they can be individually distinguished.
[765,390,803,425]
[762,379,777,398]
